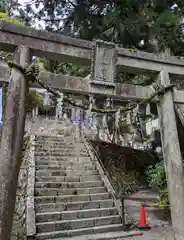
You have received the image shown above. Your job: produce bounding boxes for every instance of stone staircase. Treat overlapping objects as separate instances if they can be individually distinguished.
[32,131,141,239]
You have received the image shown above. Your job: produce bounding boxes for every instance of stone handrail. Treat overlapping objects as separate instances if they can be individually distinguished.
[81,129,127,224]
[26,135,36,238]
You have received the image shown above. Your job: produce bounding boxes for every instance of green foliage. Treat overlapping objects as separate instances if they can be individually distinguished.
[0,11,24,61]
[0,11,23,24]
[18,0,184,86]
[24,0,184,55]
[27,91,43,112]
[35,58,90,77]
[146,160,184,206]
[0,12,44,115]
[146,161,168,205]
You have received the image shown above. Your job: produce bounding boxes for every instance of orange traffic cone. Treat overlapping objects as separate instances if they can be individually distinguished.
[138,204,151,230]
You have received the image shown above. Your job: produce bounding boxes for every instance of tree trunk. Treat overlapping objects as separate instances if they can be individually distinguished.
[0,45,31,240]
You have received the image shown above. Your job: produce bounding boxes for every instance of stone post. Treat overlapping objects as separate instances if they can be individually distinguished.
[157,70,184,240]
[86,94,95,129]
[43,90,52,118]
[32,106,38,118]
[75,100,82,140]
[0,45,31,240]
[115,109,121,144]
[55,92,64,120]
[71,107,76,123]
[102,97,112,142]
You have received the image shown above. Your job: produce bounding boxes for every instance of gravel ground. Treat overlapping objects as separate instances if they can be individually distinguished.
[124,189,174,240]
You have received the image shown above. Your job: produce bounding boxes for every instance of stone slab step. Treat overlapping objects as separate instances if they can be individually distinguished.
[36,139,67,144]
[36,207,118,222]
[36,215,121,233]
[36,199,114,212]
[35,224,124,240]
[35,187,107,196]
[35,175,101,182]
[36,169,98,177]
[36,143,75,148]
[35,150,82,155]
[35,159,92,165]
[35,140,75,145]
[35,192,110,204]
[44,230,143,240]
[36,135,65,139]
[35,148,88,154]
[35,145,76,150]
[35,152,83,157]
[35,181,102,189]
[35,165,96,171]
[35,156,91,162]
[35,162,93,168]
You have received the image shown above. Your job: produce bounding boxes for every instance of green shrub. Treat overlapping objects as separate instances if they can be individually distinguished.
[146,161,168,205]
[146,159,184,206]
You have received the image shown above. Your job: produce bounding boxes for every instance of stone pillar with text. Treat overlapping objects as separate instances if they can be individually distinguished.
[89,40,117,142]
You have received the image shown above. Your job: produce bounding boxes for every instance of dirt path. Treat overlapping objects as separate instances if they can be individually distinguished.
[124,189,174,239]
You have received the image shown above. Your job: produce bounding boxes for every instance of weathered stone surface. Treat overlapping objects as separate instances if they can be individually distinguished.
[35,199,114,213]
[117,47,184,75]
[35,186,106,196]
[26,135,36,237]
[35,224,125,239]
[36,207,118,222]
[38,71,152,100]
[157,71,184,239]
[1,21,184,76]
[36,180,103,189]
[36,230,143,240]
[0,21,91,64]
[30,131,133,239]
[90,40,116,84]
[36,215,121,233]
[2,63,184,102]
[11,137,34,240]
[35,169,97,176]
[35,174,100,182]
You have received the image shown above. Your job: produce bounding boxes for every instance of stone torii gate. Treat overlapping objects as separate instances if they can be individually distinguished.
[0,20,184,239]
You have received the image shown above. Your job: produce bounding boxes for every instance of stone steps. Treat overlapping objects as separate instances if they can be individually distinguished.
[36,140,69,145]
[36,143,75,148]
[36,139,74,142]
[35,145,76,149]
[35,165,96,171]
[35,193,110,204]
[35,162,93,169]
[35,199,115,213]
[35,169,98,176]
[35,181,103,188]
[36,215,121,233]
[43,230,143,240]
[35,174,101,182]
[35,152,85,157]
[36,207,118,222]
[32,134,129,240]
[35,159,92,166]
[35,186,107,196]
[35,224,124,240]
[35,156,91,162]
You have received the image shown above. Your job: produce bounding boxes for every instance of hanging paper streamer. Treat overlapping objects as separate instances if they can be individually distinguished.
[0,87,2,124]
[135,113,143,140]
[126,111,131,125]
[146,103,151,116]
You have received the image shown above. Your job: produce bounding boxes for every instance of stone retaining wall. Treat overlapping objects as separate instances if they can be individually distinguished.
[11,138,30,240]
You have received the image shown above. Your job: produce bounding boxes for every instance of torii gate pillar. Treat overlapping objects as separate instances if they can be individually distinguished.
[157,70,184,240]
